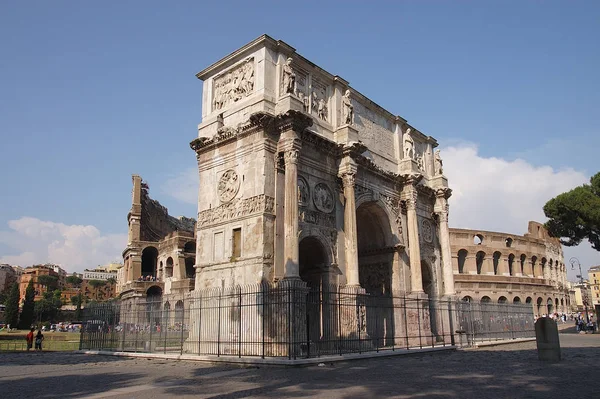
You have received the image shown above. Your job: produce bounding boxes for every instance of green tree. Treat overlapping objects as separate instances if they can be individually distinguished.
[71,293,84,320]
[66,274,83,287]
[18,280,35,329]
[35,289,63,323]
[88,280,107,301]
[544,172,600,250]
[0,291,7,305]
[106,277,116,285]
[37,274,59,291]
[3,283,20,328]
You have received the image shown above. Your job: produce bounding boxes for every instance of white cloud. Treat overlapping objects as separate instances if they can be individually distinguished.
[443,142,599,277]
[161,167,198,205]
[0,217,126,273]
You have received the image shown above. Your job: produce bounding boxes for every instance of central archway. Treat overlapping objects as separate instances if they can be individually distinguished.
[356,201,394,295]
[299,236,330,344]
[356,201,396,347]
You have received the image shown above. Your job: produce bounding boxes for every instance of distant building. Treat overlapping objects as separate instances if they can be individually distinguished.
[573,281,592,311]
[588,265,600,307]
[83,269,117,281]
[19,265,61,303]
[49,264,67,279]
[115,264,125,295]
[0,264,18,293]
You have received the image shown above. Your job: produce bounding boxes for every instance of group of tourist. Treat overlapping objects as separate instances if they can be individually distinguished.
[25,328,44,351]
[138,275,159,282]
[534,312,597,333]
[575,314,597,333]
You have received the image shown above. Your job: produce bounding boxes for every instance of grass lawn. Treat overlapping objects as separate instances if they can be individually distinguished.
[0,330,81,351]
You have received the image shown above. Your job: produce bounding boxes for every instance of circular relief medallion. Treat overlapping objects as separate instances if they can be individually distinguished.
[298,177,309,206]
[313,183,334,213]
[421,219,433,243]
[217,170,240,203]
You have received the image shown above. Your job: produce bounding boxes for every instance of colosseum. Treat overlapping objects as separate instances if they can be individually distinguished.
[450,221,570,316]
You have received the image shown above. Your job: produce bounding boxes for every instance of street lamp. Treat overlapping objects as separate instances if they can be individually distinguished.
[570,257,590,324]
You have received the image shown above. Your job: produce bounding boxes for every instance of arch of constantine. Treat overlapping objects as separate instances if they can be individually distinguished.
[189,34,454,300]
[450,221,570,316]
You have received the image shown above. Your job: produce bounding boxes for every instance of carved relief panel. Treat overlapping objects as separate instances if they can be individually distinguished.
[313,182,334,214]
[294,69,310,113]
[217,170,240,203]
[212,58,255,112]
[298,176,309,206]
[310,79,329,122]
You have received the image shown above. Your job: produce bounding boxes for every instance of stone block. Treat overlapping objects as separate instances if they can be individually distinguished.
[535,317,561,362]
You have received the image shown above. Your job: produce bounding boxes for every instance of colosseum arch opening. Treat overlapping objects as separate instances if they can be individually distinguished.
[476,251,486,275]
[165,257,174,278]
[508,254,515,276]
[458,249,468,274]
[492,251,501,275]
[520,254,527,276]
[141,246,159,278]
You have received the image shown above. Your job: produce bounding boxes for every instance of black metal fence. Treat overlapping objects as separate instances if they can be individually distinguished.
[80,283,534,359]
[455,301,535,345]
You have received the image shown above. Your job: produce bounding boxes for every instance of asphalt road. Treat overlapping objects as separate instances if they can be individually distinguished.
[1,331,598,398]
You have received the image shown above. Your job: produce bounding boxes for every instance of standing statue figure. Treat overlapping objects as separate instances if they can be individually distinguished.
[434,149,443,175]
[342,89,354,125]
[282,57,296,95]
[403,128,414,159]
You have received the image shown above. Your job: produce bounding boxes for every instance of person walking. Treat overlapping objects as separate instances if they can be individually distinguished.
[26,328,34,351]
[34,330,44,351]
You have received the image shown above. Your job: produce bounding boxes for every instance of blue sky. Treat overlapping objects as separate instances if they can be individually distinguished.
[1,1,598,277]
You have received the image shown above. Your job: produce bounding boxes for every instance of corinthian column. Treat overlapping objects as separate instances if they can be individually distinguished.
[435,195,455,296]
[283,147,300,279]
[405,187,423,293]
[340,171,360,286]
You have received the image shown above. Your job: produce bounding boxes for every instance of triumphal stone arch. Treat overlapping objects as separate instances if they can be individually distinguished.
[190,35,454,299]
[184,35,456,353]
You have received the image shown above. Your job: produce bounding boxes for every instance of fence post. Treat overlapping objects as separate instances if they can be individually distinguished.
[149,302,154,353]
[403,294,409,349]
[239,286,242,358]
[217,290,222,357]
[338,286,342,356]
[197,293,202,356]
[180,297,185,355]
[261,284,265,359]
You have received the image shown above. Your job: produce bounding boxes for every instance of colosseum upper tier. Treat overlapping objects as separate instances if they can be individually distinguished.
[450,221,570,315]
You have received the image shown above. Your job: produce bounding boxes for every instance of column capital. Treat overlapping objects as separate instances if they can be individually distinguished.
[284,149,299,166]
[402,188,418,210]
[340,172,356,188]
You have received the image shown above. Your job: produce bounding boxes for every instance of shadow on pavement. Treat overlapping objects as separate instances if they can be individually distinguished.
[0,351,129,366]
[2,372,143,399]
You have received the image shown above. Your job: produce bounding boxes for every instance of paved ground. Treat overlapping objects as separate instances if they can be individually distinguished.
[1,331,598,399]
